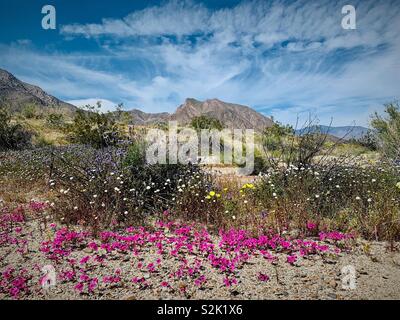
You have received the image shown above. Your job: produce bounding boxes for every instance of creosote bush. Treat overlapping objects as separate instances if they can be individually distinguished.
[190,115,223,131]
[0,106,32,151]
[66,103,123,149]
[371,101,400,162]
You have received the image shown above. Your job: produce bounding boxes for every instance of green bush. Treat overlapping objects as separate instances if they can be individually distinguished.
[0,107,32,151]
[191,115,223,131]
[262,123,293,152]
[371,102,400,162]
[66,103,123,148]
[46,113,65,129]
[21,104,41,119]
[123,140,147,167]
[349,130,378,151]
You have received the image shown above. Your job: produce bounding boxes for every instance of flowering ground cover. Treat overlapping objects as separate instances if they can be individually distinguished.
[1,201,399,300]
[1,144,400,300]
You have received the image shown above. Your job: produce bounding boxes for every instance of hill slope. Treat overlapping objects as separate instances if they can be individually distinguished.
[0,68,76,113]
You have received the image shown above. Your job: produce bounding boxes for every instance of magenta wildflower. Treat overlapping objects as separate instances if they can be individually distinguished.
[307,222,317,231]
[287,254,297,265]
[258,273,270,282]
[74,282,84,293]
[223,276,237,287]
[79,256,90,265]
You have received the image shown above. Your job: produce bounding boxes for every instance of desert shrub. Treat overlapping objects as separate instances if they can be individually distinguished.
[34,135,54,147]
[371,102,400,162]
[113,104,134,125]
[253,162,400,241]
[46,113,65,129]
[66,103,123,148]
[262,119,351,169]
[191,115,223,131]
[351,130,378,151]
[0,147,54,202]
[21,104,42,119]
[46,142,213,232]
[123,140,146,167]
[259,122,295,172]
[170,168,217,225]
[0,107,32,151]
[252,150,268,175]
[268,122,294,136]
[48,146,141,230]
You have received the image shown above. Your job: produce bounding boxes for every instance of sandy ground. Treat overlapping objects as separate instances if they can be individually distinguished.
[1,217,399,300]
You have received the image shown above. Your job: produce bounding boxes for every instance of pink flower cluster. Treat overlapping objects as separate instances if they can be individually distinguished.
[0,266,31,299]
[319,231,354,241]
[28,201,48,213]
[40,227,91,261]
[0,203,355,298]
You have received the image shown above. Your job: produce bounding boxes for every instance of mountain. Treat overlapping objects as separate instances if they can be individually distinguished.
[0,69,272,130]
[171,98,273,130]
[129,98,273,131]
[0,68,76,113]
[295,125,369,140]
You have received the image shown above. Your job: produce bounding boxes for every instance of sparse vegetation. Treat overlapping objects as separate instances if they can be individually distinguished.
[191,115,223,131]
[0,106,32,151]
[46,113,65,129]
[1,101,400,300]
[371,101,400,162]
[66,103,123,148]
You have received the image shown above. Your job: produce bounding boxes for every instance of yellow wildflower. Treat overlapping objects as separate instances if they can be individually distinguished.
[209,191,216,197]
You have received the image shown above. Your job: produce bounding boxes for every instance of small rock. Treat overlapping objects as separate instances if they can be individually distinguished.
[230,290,240,296]
[327,293,337,299]
[392,257,400,267]
[324,258,338,265]
[370,256,380,263]
[328,280,337,289]
[83,247,92,254]
[288,229,301,238]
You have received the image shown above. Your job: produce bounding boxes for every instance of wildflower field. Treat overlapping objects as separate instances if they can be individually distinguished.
[0,139,400,300]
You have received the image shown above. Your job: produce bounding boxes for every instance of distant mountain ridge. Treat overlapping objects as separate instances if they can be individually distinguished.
[3,68,365,136]
[0,69,272,130]
[295,125,370,140]
[128,109,170,125]
[128,98,273,131]
[0,68,76,113]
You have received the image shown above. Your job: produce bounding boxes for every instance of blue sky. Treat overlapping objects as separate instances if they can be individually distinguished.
[0,0,399,126]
